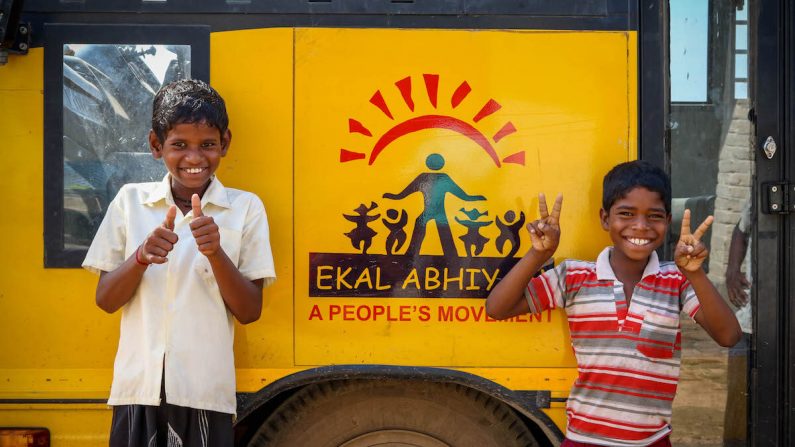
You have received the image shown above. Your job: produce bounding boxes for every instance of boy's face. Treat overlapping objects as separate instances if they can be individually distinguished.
[149,122,230,198]
[600,187,670,262]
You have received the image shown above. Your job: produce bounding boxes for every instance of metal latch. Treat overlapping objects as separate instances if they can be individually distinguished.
[763,136,777,159]
[763,182,795,214]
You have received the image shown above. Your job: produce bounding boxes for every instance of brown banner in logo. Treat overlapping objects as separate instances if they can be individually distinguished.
[309,253,552,298]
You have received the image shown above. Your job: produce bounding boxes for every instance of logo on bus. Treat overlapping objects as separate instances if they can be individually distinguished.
[309,74,549,298]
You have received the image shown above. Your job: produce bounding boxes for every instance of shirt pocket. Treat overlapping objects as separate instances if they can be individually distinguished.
[194,226,243,286]
[636,310,678,360]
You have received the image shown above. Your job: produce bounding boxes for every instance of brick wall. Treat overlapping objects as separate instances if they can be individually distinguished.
[707,99,753,290]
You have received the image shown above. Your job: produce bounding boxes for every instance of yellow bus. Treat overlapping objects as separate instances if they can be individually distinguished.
[1,0,787,445]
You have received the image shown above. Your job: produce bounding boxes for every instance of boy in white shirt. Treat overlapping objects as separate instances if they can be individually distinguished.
[83,79,276,446]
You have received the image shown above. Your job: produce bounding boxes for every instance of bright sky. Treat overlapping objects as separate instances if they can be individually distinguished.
[669,0,708,102]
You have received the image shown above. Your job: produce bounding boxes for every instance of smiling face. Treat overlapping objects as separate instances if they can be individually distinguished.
[149,122,231,199]
[600,186,670,266]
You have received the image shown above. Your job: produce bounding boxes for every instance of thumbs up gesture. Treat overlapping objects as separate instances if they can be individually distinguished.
[189,194,221,258]
[138,205,179,265]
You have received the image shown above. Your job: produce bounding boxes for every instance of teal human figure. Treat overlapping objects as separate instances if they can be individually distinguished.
[343,202,380,254]
[454,211,493,257]
[382,208,408,255]
[495,210,525,258]
[383,153,486,256]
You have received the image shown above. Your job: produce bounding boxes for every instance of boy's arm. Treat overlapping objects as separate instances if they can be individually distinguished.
[95,206,179,313]
[190,195,264,324]
[687,270,741,346]
[725,223,751,307]
[486,194,562,320]
[676,209,742,347]
[96,258,147,313]
[485,247,555,319]
[206,251,265,324]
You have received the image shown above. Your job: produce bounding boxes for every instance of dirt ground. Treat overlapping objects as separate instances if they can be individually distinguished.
[670,318,733,447]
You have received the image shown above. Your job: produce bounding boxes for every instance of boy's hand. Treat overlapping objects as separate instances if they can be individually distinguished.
[526,193,562,254]
[726,267,751,307]
[190,194,222,258]
[675,209,714,272]
[139,205,179,264]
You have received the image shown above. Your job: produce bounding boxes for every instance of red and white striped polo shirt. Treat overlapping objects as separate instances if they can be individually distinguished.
[525,247,701,446]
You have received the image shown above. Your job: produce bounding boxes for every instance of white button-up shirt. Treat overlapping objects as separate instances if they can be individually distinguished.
[83,175,276,414]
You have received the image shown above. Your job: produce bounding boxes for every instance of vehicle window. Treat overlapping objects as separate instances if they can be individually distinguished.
[62,44,190,250]
[43,25,209,267]
[668,2,754,446]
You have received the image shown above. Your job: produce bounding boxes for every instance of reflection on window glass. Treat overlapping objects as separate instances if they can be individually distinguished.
[669,2,753,446]
[735,54,748,79]
[735,82,748,99]
[735,25,748,51]
[670,0,709,102]
[62,44,191,250]
[735,9,749,100]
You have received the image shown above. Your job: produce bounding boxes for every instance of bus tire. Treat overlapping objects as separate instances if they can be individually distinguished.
[246,379,541,447]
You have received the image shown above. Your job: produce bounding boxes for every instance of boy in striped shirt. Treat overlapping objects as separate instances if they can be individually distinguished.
[486,161,741,446]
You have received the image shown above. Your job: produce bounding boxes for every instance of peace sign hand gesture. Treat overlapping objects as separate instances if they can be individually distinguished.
[675,209,714,272]
[526,193,563,255]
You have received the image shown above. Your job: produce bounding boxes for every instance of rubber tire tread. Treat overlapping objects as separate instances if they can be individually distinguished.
[247,379,540,447]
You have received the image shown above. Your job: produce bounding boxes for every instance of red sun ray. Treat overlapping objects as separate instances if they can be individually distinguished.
[451,81,471,108]
[348,118,373,137]
[368,115,502,167]
[473,99,502,123]
[492,121,517,143]
[340,149,367,162]
[370,90,394,119]
[423,74,439,108]
[502,151,525,166]
[395,77,414,112]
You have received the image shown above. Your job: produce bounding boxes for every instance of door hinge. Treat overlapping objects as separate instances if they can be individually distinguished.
[763,182,795,214]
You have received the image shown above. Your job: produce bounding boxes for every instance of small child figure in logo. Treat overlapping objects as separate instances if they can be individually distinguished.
[495,210,526,258]
[382,208,408,255]
[454,208,492,257]
[343,202,380,254]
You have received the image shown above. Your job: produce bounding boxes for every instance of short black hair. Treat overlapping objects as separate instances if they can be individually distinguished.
[602,160,671,214]
[151,79,228,142]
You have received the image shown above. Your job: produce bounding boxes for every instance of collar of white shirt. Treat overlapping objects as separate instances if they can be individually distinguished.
[142,174,232,209]
[595,246,661,282]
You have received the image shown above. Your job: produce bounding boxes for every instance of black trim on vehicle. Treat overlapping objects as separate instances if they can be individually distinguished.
[786,0,795,444]
[20,1,638,50]
[234,364,563,444]
[639,0,668,171]
[24,0,625,16]
[754,0,785,444]
[43,24,209,267]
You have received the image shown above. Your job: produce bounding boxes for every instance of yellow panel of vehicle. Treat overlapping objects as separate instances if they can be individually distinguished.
[211,28,297,370]
[0,404,109,447]
[294,28,636,366]
[0,25,637,444]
